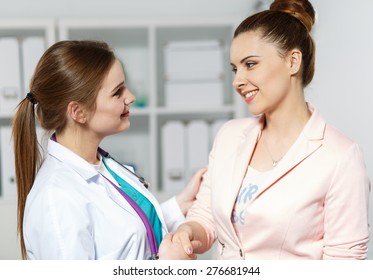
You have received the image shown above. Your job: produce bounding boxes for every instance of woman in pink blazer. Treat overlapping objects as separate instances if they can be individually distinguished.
[173,0,370,259]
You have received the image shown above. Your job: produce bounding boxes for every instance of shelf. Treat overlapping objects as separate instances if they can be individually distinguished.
[1,17,241,199]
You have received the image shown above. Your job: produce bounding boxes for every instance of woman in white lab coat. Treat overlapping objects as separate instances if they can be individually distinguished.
[12,40,204,260]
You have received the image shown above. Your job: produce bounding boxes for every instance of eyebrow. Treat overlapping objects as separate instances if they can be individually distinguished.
[230,55,260,66]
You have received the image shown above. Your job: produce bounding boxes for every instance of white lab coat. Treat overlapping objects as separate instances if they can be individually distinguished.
[23,139,185,260]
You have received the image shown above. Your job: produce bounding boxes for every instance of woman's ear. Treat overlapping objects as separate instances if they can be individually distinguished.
[289,49,302,75]
[67,101,87,124]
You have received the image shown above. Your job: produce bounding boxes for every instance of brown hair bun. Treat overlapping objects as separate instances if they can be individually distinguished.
[270,0,315,32]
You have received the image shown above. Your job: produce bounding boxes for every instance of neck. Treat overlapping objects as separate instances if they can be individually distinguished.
[55,129,101,164]
[264,99,310,139]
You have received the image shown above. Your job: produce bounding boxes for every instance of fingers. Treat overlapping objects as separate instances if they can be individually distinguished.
[172,231,195,255]
[188,253,198,260]
[191,240,202,250]
[159,232,198,260]
[192,167,207,182]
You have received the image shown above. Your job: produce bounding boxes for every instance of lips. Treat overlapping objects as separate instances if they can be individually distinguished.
[121,111,130,118]
[242,89,258,103]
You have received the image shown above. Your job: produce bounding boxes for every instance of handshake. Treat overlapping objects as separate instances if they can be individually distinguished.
[158,221,206,260]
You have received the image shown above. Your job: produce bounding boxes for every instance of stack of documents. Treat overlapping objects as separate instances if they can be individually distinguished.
[164,40,225,108]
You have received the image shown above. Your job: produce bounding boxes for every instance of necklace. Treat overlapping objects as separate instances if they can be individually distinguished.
[261,133,284,167]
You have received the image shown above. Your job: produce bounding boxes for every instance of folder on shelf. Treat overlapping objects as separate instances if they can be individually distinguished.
[0,126,17,200]
[0,37,21,118]
[22,36,45,93]
[161,121,186,196]
[186,120,209,178]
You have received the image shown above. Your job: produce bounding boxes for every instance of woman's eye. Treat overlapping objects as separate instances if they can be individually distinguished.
[246,62,256,69]
[113,87,123,97]
[231,67,237,74]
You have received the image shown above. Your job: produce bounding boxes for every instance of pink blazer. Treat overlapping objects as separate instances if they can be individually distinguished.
[187,104,370,259]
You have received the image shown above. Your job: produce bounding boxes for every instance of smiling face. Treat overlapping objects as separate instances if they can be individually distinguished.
[86,59,136,138]
[230,31,295,116]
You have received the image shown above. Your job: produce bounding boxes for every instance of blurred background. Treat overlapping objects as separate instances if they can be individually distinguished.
[0,0,372,260]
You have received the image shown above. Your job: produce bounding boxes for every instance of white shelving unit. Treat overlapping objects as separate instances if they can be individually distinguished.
[58,18,245,200]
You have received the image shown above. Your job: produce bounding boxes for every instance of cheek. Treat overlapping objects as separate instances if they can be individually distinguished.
[261,66,289,91]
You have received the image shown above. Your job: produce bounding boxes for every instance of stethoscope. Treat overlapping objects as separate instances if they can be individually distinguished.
[51,134,159,260]
[97,147,150,189]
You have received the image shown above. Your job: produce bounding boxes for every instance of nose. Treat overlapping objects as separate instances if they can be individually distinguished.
[232,69,247,91]
[124,89,136,105]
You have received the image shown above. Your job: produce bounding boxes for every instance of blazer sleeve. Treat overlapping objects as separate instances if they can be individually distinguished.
[323,142,371,259]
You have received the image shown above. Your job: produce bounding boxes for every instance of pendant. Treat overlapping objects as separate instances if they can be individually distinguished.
[272,161,278,167]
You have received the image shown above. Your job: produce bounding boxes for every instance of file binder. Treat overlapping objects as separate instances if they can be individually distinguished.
[22,36,45,93]
[0,126,17,199]
[161,121,186,196]
[0,37,21,117]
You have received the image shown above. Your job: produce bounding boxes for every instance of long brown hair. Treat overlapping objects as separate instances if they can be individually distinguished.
[12,40,116,259]
[234,0,316,86]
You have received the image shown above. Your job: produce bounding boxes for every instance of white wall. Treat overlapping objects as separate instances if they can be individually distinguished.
[0,0,372,259]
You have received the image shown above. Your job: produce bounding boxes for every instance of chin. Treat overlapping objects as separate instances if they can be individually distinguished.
[121,122,131,132]
[247,104,263,117]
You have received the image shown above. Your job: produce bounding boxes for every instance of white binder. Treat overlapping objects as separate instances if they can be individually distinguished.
[22,37,45,93]
[0,37,21,117]
[161,121,186,196]
[0,126,17,200]
[186,120,209,178]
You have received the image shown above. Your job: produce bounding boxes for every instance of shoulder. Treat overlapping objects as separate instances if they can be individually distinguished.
[27,156,91,210]
[323,123,358,154]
